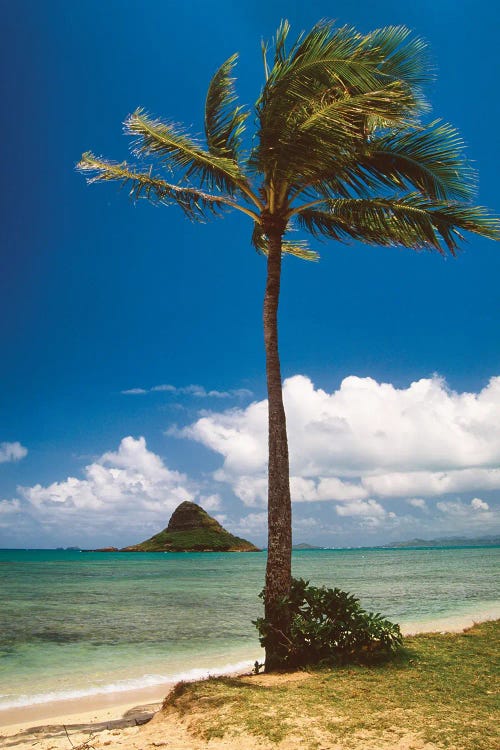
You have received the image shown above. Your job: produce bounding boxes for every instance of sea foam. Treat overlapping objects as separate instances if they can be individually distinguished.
[0,659,254,711]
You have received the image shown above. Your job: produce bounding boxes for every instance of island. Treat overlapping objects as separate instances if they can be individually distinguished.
[92,501,260,552]
[383,535,500,548]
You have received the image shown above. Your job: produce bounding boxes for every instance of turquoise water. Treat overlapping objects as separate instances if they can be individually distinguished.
[1,547,499,710]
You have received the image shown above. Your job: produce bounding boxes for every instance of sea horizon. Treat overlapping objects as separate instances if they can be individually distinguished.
[2,539,499,552]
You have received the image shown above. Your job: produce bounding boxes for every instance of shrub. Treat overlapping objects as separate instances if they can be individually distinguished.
[254,577,403,668]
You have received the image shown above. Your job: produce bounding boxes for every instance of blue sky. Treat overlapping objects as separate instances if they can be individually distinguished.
[1,0,499,548]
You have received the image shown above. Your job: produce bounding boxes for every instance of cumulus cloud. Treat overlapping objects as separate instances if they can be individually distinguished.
[336,499,387,518]
[429,497,496,536]
[1,437,203,545]
[335,500,396,528]
[437,498,490,515]
[21,437,193,514]
[362,468,500,498]
[232,511,268,537]
[471,497,489,511]
[180,374,500,516]
[408,498,427,509]
[3,373,500,547]
[0,442,28,463]
[291,477,369,503]
[122,383,253,399]
[0,498,21,514]
[198,494,222,511]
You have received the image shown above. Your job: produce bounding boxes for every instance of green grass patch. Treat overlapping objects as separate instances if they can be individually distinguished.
[127,527,258,552]
[162,620,499,749]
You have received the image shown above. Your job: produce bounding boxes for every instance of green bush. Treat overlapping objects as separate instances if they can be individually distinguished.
[255,577,403,668]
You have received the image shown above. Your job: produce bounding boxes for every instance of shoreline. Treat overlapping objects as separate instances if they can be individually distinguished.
[0,688,165,736]
[0,662,254,730]
[1,611,499,735]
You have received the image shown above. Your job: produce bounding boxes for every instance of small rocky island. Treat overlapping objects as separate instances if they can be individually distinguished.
[95,501,259,552]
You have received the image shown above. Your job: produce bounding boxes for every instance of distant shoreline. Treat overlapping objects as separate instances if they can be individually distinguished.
[1,542,499,552]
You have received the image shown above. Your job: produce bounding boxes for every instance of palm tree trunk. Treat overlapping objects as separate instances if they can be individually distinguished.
[263,225,292,672]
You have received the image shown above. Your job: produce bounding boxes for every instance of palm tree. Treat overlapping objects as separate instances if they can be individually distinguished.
[78,20,499,670]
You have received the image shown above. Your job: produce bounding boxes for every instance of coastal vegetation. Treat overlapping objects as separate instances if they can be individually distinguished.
[78,20,500,669]
[254,578,402,667]
[162,620,499,749]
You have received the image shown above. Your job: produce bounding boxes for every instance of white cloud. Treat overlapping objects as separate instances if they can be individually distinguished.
[232,512,268,537]
[6,437,199,544]
[408,498,427,509]
[290,477,369,503]
[335,499,392,520]
[224,475,268,506]
[181,374,500,513]
[0,499,20,514]
[436,497,497,528]
[362,468,500,497]
[123,383,253,399]
[187,398,268,477]
[198,494,222,511]
[471,497,489,511]
[3,373,500,547]
[0,442,28,463]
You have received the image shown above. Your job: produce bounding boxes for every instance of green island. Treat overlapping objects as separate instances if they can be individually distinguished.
[94,501,260,552]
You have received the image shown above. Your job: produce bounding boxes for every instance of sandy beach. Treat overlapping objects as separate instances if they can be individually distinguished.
[2,617,498,750]
[0,670,257,749]
[0,675,327,750]
[0,683,261,750]
[0,673,432,750]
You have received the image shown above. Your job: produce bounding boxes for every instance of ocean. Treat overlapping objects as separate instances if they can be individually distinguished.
[0,547,499,713]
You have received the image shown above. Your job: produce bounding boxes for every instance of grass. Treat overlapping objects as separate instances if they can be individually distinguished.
[125,528,259,552]
[162,620,499,749]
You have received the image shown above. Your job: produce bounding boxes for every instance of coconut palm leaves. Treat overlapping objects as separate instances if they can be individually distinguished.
[204,53,248,160]
[296,195,500,255]
[78,152,229,220]
[125,109,246,195]
[251,22,430,183]
[251,223,319,261]
[78,18,499,252]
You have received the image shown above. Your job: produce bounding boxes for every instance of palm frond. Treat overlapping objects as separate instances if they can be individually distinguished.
[297,194,500,255]
[252,21,429,182]
[288,118,476,204]
[273,19,291,66]
[125,109,246,194]
[266,21,382,93]
[77,152,231,220]
[360,25,431,88]
[204,54,248,159]
[359,121,476,200]
[282,242,320,261]
[259,20,430,120]
[299,81,417,136]
[251,223,319,261]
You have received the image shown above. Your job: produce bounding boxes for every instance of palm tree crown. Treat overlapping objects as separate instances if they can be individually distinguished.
[79,20,499,254]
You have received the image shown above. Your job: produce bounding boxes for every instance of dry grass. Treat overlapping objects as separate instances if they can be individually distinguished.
[161,620,499,750]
